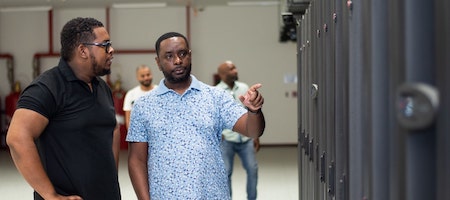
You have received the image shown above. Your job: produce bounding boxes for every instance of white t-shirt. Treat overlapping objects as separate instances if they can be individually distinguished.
[123,85,158,111]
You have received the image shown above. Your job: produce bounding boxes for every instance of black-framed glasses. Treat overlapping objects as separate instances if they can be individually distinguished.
[83,41,112,53]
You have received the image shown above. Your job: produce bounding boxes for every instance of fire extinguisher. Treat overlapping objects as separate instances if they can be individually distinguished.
[5,81,21,129]
[112,79,127,150]
[2,56,15,148]
[0,95,4,149]
[0,94,2,131]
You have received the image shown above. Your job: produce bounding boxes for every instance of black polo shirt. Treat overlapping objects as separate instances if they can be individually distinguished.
[18,59,121,200]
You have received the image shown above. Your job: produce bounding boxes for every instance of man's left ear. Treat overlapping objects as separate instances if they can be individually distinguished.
[79,44,88,58]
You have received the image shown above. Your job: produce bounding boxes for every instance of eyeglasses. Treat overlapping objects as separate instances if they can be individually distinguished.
[83,41,112,53]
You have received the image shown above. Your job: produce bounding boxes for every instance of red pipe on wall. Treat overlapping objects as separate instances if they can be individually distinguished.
[32,10,59,78]
[48,9,54,54]
[0,54,13,60]
[186,5,191,42]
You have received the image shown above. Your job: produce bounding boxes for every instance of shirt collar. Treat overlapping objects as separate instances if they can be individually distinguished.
[58,58,99,85]
[217,80,238,91]
[155,75,201,95]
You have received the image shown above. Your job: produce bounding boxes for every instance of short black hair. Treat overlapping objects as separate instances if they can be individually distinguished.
[155,32,189,56]
[60,17,104,61]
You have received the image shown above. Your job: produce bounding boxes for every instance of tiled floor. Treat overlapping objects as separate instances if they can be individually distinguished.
[0,146,298,200]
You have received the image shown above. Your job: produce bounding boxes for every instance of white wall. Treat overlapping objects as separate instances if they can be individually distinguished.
[0,5,298,144]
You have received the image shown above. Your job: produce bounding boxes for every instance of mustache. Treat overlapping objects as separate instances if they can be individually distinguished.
[172,66,184,71]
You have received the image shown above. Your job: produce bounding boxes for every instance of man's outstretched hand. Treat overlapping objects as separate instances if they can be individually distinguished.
[239,83,264,112]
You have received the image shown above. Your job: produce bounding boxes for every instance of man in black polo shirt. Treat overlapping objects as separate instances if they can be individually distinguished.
[6,17,121,200]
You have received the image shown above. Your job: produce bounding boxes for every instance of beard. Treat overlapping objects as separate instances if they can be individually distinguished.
[232,75,238,82]
[140,80,152,87]
[91,54,111,76]
[163,63,191,84]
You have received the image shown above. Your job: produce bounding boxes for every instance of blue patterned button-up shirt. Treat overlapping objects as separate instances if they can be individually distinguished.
[126,75,247,200]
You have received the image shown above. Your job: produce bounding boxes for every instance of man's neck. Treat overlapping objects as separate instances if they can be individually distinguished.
[140,84,154,91]
[165,76,192,95]
[68,60,93,84]
[225,81,235,90]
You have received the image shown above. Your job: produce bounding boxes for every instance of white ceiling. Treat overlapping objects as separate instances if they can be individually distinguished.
[0,0,281,9]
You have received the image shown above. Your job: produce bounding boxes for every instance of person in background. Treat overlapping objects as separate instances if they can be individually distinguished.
[6,17,121,200]
[126,32,266,200]
[123,64,157,129]
[216,60,260,200]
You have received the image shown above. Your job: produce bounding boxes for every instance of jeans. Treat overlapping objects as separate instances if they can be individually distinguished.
[221,139,258,200]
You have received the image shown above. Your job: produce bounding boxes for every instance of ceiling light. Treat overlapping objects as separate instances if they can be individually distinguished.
[111,2,167,9]
[0,6,52,12]
[227,1,280,6]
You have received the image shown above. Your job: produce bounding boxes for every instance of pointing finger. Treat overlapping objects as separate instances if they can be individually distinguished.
[249,83,262,92]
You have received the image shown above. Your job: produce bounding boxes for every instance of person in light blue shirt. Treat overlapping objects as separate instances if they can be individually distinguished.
[126,32,266,200]
[216,61,260,200]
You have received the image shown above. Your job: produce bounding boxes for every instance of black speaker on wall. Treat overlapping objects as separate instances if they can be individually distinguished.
[280,12,297,42]
[279,0,310,42]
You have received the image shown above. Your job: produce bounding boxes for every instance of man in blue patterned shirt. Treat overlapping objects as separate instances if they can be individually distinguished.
[126,32,265,200]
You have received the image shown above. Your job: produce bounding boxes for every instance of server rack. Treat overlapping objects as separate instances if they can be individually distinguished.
[291,0,450,199]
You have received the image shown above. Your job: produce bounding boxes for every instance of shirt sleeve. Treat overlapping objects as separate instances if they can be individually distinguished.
[217,89,247,130]
[18,82,57,119]
[126,97,149,143]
